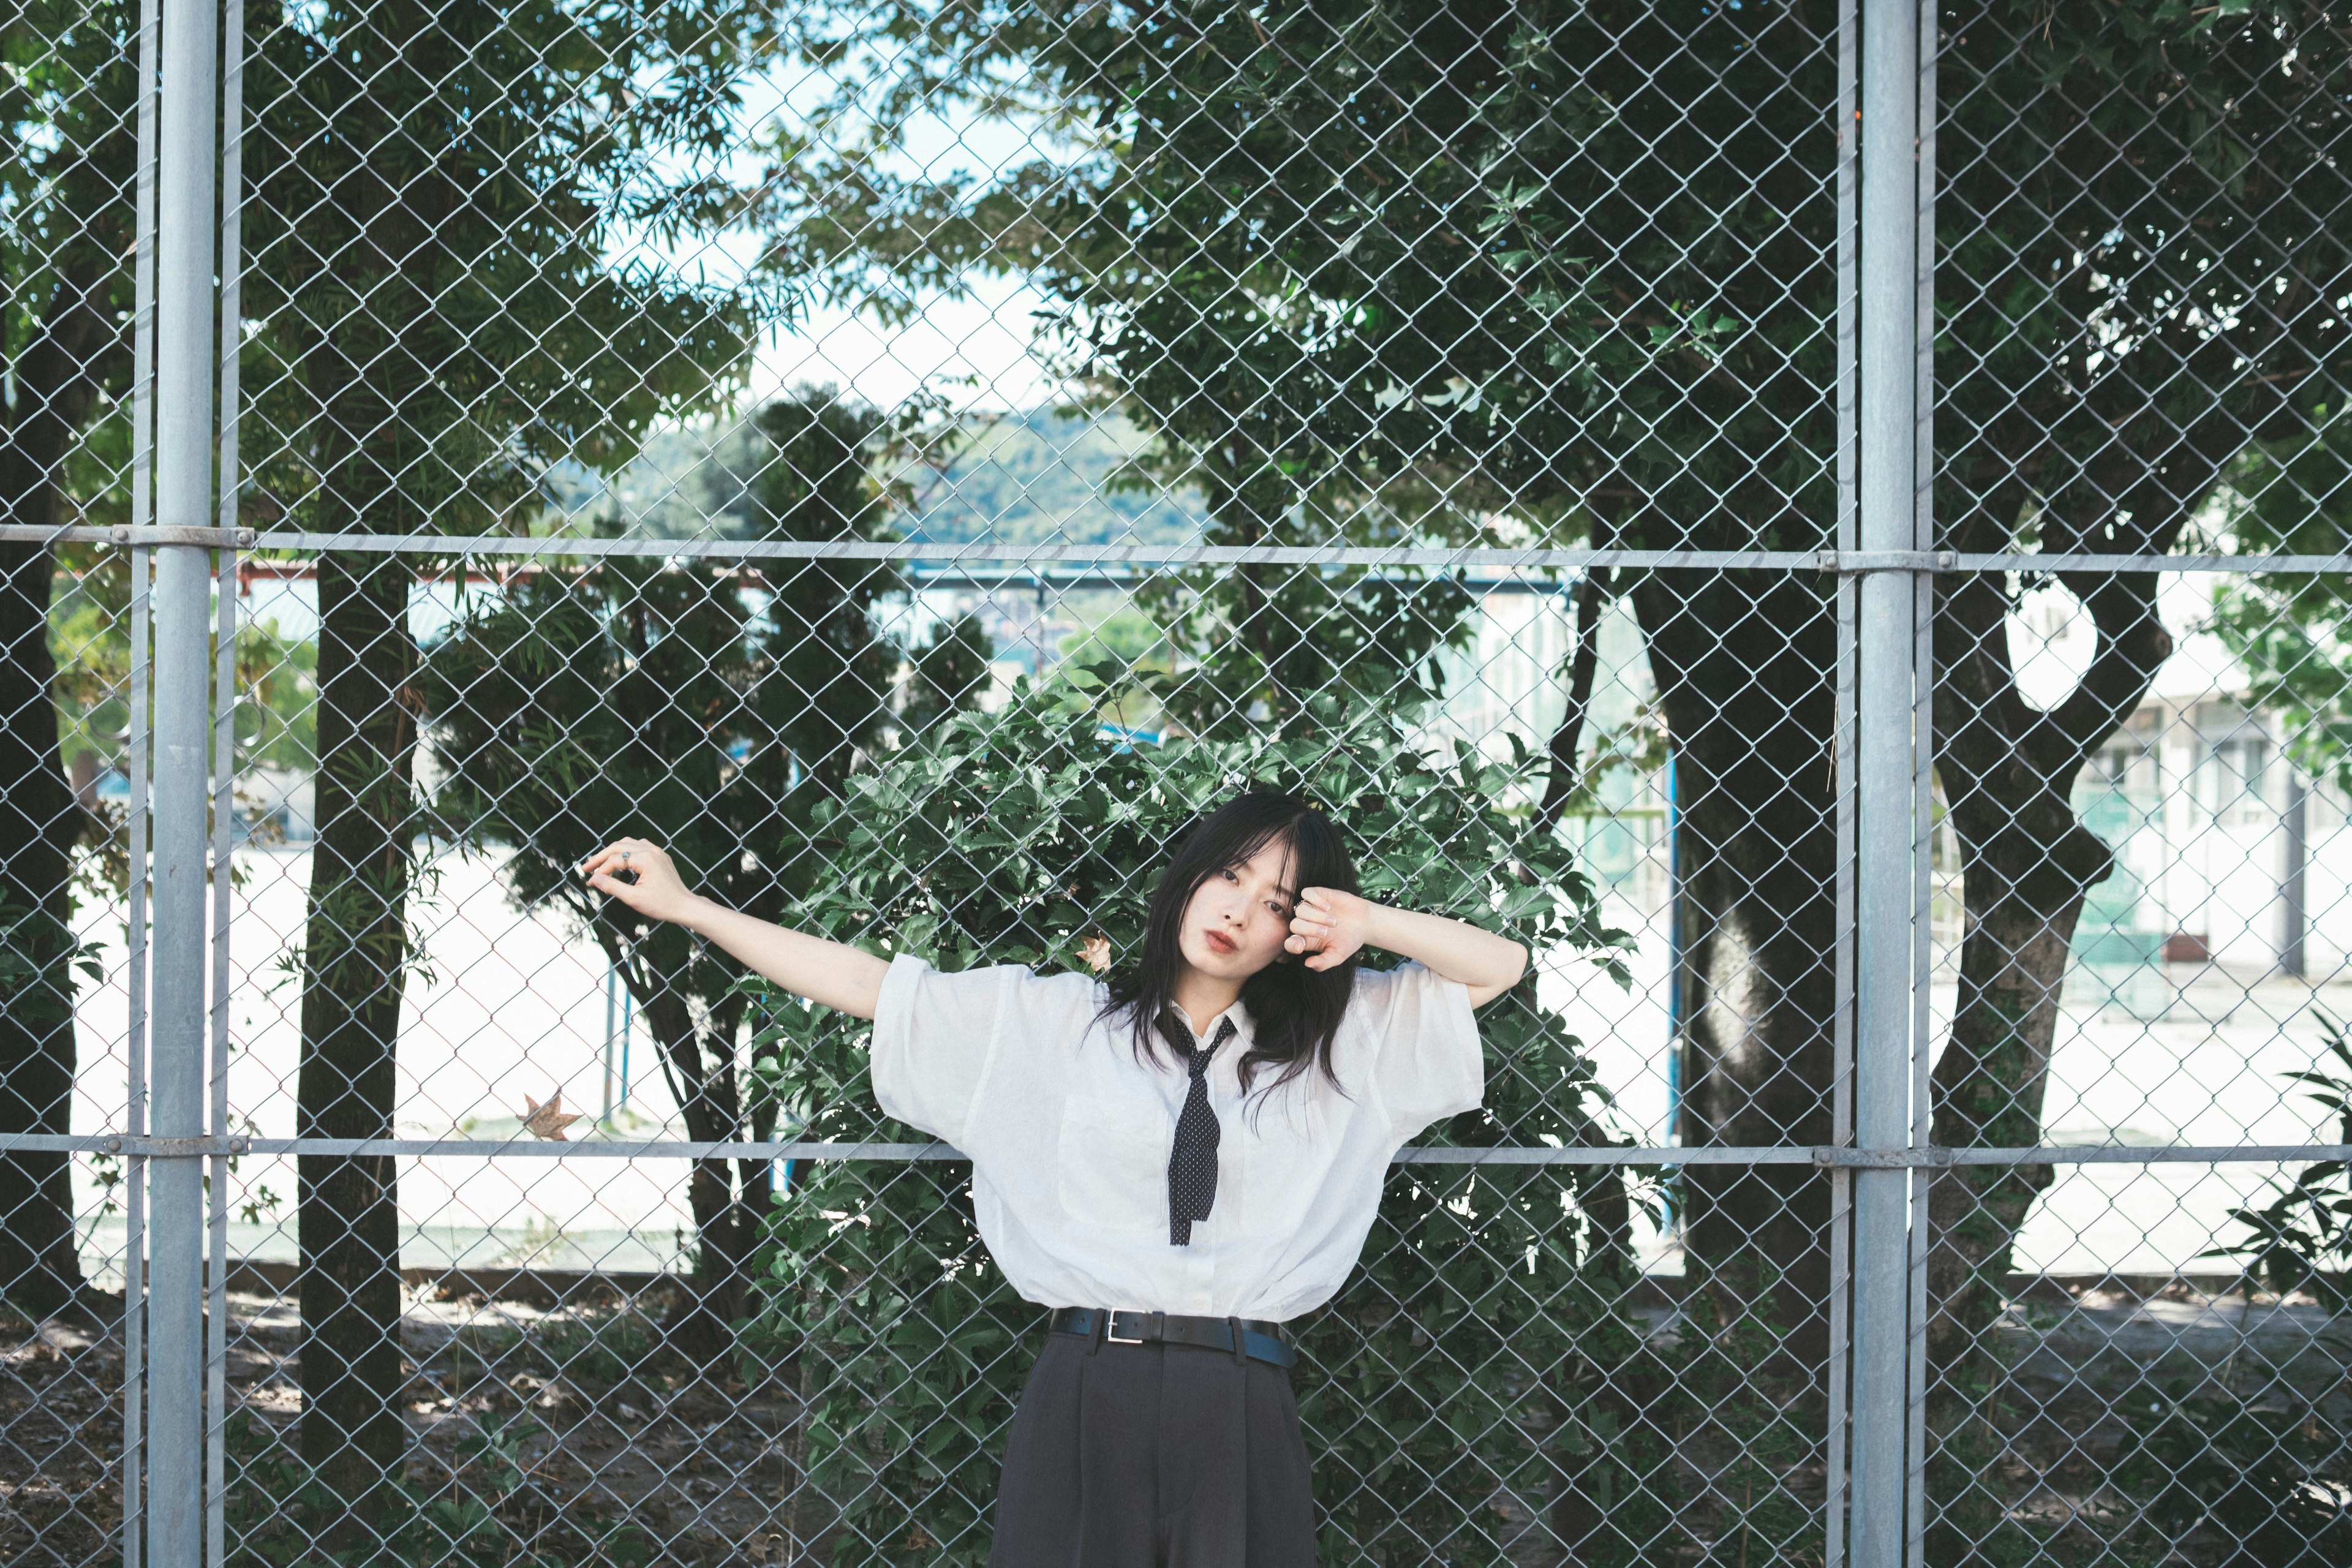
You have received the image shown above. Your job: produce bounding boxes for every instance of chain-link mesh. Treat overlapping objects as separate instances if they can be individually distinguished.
[5,1,2350,1564]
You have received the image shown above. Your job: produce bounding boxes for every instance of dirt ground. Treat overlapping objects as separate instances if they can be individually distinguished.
[1,1280,816,1568]
[5,1274,2348,1567]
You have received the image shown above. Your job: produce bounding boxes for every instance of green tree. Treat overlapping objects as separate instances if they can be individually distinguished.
[1918,3,2348,1394]
[2209,418,2352,802]
[742,669,1664,1565]
[899,611,995,737]
[743,15,2352,1557]
[759,0,2352,1383]
[0,0,140,1320]
[420,394,902,1359]
[759,0,1839,1355]
[237,0,761,1498]
[751,18,1488,741]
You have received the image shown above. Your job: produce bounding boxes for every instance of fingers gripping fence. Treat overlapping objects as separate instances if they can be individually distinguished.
[4,1,2352,1566]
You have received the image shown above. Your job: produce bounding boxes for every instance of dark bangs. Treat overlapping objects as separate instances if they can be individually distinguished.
[1099,791,1360,1093]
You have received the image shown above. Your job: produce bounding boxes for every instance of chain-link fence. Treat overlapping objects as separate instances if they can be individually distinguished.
[5,1,2351,1564]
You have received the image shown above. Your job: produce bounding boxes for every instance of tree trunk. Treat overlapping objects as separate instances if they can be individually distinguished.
[635,983,769,1362]
[1634,567,1840,1373]
[1922,873,2083,1371]
[0,538,88,1320]
[682,1151,774,1359]
[1922,559,2172,1374]
[284,26,438,1481]
[296,549,418,1498]
[0,268,116,1320]
[1536,567,1612,831]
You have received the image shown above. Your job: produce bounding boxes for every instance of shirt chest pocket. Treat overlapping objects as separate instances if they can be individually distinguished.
[1235,1093,1333,1237]
[1056,1094,1170,1235]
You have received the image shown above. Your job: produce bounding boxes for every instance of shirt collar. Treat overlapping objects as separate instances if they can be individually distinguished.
[1204,998,1254,1049]
[1169,997,1254,1050]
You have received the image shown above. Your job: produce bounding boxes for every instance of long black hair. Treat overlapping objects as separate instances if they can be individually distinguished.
[1100,791,1360,1093]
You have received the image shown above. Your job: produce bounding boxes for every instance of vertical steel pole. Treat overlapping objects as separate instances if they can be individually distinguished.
[207,551,235,1568]
[121,2,160,1561]
[1826,2,1861,1561]
[1904,4,1940,1562]
[206,8,244,1562]
[1665,748,1682,1179]
[1852,1,1921,1564]
[603,965,636,1120]
[149,0,221,1561]
[122,548,151,1568]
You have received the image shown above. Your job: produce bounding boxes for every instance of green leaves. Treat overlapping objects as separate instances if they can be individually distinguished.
[2208,412,2352,797]
[740,667,1661,1562]
[238,0,769,544]
[2113,1373,2352,1562]
[2209,1014,2352,1309]
[224,1409,654,1568]
[0,903,102,1033]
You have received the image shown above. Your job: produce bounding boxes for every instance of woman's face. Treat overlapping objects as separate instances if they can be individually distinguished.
[1176,837,1299,987]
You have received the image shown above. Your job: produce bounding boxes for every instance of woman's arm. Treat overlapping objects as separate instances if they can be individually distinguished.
[1286,889,1528,1008]
[580,837,891,1019]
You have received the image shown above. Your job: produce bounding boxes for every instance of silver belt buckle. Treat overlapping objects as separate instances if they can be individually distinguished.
[1105,1310,1148,1345]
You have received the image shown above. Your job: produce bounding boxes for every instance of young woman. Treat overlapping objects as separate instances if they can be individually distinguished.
[581,791,1526,1567]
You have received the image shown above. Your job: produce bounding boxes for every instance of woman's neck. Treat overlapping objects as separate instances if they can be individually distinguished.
[1171,966,1242,1039]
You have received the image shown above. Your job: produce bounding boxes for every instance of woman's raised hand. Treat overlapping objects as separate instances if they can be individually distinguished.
[581,837,699,925]
[1286,886,1373,971]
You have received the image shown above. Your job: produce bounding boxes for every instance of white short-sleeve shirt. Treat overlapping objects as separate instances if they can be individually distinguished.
[870,954,1483,1322]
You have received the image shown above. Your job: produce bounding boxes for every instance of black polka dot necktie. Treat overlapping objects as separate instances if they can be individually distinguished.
[1164,1012,1237,1246]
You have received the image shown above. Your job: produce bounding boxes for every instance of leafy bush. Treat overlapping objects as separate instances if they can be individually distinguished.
[2212,1014,2352,1309]
[224,1410,650,1568]
[0,902,100,1036]
[741,668,1673,1566]
[526,1307,659,1392]
[2114,1378,2352,1568]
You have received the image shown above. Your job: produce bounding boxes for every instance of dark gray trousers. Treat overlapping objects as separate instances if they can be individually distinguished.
[990,1330,1317,1567]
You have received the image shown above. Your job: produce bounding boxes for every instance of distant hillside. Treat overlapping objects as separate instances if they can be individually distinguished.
[549,405,1207,546]
[897,408,1205,546]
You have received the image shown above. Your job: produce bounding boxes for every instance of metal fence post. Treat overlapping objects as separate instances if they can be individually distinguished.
[1851,1,1922,1564]
[120,1,161,1561]
[147,0,221,1562]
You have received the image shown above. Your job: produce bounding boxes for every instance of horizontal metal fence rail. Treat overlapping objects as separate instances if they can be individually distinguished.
[9,1134,2352,1168]
[10,524,2352,575]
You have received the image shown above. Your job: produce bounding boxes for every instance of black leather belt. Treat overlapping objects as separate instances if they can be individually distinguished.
[1050,1307,1297,1369]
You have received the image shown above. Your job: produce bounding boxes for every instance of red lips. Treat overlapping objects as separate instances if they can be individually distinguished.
[1202,929,1238,956]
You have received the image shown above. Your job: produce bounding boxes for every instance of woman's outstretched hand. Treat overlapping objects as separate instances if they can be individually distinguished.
[1286,886,1373,971]
[579,834,888,1018]
[581,837,699,925]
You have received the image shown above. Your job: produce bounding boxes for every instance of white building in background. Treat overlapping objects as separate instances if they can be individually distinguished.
[2019,578,2348,984]
[2076,694,2346,978]
[1423,578,2347,986]
[218,564,2339,979]
[235,763,315,843]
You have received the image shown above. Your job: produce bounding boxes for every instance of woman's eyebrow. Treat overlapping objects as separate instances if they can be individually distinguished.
[1273,854,1301,907]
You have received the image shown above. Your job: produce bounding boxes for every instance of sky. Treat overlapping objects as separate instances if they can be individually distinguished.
[753,271,1066,412]
[617,45,1084,415]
